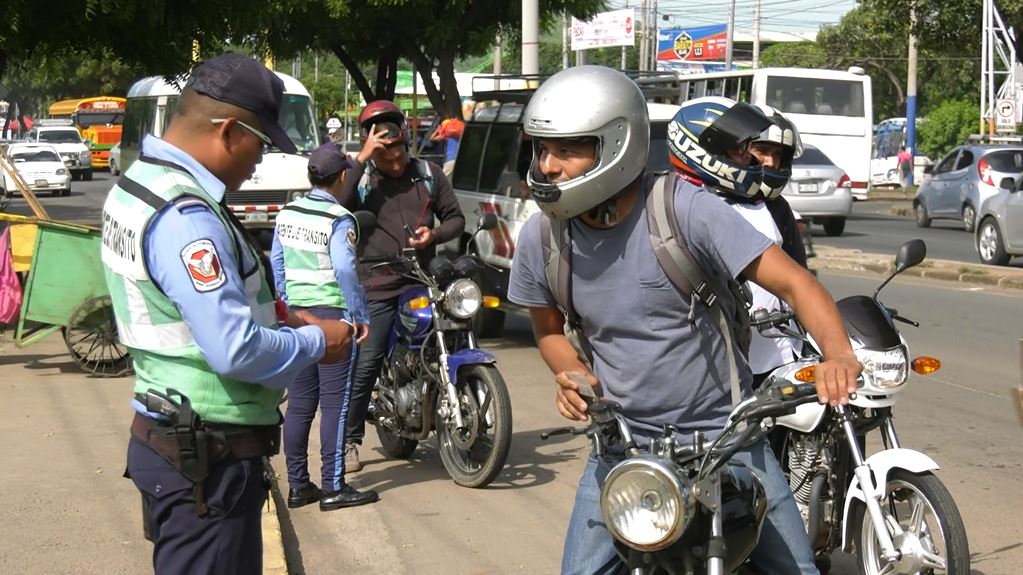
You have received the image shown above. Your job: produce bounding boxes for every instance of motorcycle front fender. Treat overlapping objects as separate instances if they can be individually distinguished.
[840,448,940,550]
[446,348,497,383]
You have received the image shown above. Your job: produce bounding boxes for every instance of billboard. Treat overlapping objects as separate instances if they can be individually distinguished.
[571,8,635,51]
[656,25,732,73]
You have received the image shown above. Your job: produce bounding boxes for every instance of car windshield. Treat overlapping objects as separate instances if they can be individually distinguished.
[982,149,1023,173]
[278,94,319,154]
[38,130,82,144]
[793,147,835,166]
[77,112,124,127]
[13,150,60,162]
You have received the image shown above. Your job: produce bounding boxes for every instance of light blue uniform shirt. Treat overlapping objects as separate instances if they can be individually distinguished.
[270,187,369,324]
[130,135,325,416]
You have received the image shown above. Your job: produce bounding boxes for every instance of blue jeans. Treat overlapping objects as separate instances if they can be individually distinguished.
[561,438,818,575]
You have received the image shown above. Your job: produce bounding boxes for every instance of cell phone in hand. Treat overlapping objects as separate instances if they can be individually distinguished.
[404,224,417,240]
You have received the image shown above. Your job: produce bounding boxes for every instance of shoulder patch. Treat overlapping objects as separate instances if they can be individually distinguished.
[181,239,226,292]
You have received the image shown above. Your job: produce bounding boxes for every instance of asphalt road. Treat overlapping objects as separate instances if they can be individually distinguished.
[2,169,113,224]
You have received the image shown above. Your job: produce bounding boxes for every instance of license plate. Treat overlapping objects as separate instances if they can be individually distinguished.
[244,211,269,223]
[34,179,48,187]
[797,183,819,193]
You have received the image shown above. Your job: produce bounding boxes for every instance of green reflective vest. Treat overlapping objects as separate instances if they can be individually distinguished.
[275,194,356,308]
[101,159,282,425]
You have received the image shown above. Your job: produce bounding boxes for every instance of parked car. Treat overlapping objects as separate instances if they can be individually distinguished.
[913,144,1023,232]
[781,144,853,236]
[23,125,93,181]
[108,142,121,176]
[974,175,1023,266]
[1,143,71,197]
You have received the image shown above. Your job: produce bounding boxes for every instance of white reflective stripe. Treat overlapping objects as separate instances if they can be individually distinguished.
[124,279,153,326]
[116,317,194,349]
[147,172,204,198]
[316,252,332,270]
[284,268,336,283]
[252,301,277,328]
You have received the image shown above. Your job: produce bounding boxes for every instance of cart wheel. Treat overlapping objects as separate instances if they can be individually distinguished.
[62,296,133,377]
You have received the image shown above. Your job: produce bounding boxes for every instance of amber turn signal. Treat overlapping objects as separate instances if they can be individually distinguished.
[483,296,501,309]
[794,365,816,383]
[911,356,941,375]
[407,296,431,310]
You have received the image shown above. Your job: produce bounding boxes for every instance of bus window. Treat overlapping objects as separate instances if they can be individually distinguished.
[693,80,707,99]
[766,76,865,117]
[679,81,690,101]
[736,76,752,103]
[706,79,724,97]
[121,99,143,151]
[723,77,738,100]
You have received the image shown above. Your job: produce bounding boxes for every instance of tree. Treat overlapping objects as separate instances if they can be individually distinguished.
[917,99,978,159]
[759,42,827,68]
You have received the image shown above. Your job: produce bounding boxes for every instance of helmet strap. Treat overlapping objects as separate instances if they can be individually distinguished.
[587,200,620,226]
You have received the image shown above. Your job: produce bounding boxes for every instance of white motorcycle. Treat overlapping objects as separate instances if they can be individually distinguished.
[754,239,969,574]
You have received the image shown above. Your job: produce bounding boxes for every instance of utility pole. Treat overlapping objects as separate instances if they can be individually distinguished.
[981,0,989,134]
[522,0,539,75]
[639,0,648,71]
[563,12,570,69]
[622,1,629,70]
[725,0,736,70]
[906,1,918,186]
[314,53,319,83]
[753,0,762,68]
[650,0,659,71]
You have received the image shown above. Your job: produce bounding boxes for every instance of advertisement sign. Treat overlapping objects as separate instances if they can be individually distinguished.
[571,8,635,51]
[655,25,730,73]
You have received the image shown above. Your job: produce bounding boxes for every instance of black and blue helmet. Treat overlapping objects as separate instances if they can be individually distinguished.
[667,96,772,200]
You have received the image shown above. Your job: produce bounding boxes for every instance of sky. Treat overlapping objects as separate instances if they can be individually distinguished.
[604,0,859,36]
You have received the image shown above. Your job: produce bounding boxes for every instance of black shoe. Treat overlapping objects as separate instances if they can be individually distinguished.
[287,483,324,509]
[319,484,380,511]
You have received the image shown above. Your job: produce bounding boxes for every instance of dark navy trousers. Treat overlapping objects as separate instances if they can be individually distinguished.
[345,297,399,445]
[283,306,358,492]
[127,438,268,575]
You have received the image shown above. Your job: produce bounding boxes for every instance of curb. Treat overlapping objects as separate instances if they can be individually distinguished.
[262,463,289,575]
[808,246,1023,291]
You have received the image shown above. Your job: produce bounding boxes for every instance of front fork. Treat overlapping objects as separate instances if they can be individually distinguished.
[836,405,902,566]
[434,329,467,430]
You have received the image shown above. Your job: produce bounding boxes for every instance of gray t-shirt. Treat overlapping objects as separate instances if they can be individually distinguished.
[508,177,772,440]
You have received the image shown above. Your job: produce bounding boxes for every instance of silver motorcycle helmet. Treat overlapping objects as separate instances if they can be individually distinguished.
[752,105,803,200]
[523,66,650,220]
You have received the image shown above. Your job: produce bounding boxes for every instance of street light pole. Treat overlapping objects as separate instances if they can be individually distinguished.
[753,0,761,68]
[725,0,735,70]
[522,0,539,75]
[906,1,918,186]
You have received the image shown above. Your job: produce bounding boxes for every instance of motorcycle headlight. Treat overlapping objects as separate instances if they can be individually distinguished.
[600,458,693,551]
[443,278,482,319]
[855,346,908,389]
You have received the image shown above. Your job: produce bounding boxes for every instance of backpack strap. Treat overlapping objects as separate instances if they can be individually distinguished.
[646,173,744,409]
[413,159,436,199]
[358,158,436,204]
[539,214,593,365]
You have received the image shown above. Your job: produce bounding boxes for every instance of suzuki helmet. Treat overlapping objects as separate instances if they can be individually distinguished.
[667,96,772,200]
[751,105,803,200]
[358,100,410,144]
[523,66,650,220]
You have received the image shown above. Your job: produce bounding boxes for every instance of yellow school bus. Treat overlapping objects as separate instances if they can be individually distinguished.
[48,96,125,168]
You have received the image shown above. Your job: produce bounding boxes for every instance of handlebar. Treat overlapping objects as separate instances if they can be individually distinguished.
[750,309,796,329]
[884,306,920,328]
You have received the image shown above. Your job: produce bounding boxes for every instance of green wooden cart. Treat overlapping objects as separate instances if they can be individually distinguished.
[2,214,132,377]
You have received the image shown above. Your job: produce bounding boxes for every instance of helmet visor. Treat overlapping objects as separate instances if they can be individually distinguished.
[699,102,773,156]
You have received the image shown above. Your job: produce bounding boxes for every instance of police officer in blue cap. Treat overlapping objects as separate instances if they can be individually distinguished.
[270,144,379,511]
[102,53,354,574]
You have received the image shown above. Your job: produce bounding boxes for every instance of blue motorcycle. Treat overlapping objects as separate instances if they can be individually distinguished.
[363,214,512,488]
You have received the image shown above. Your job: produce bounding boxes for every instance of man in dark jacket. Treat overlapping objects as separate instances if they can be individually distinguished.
[338,100,465,471]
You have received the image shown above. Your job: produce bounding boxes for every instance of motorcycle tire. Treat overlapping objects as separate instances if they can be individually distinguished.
[435,365,512,488]
[851,469,969,575]
[376,424,419,459]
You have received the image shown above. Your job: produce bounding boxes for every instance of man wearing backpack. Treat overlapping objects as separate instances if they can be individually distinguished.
[507,66,861,574]
[338,100,465,471]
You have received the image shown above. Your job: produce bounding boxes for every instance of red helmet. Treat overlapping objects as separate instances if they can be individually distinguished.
[358,100,409,143]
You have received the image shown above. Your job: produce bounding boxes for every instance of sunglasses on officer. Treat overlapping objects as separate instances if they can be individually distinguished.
[211,118,273,154]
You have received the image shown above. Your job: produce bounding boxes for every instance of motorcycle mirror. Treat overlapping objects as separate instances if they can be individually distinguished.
[894,239,927,273]
[477,213,499,232]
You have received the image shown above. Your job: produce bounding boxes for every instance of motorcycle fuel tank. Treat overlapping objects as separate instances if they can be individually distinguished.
[397,287,434,340]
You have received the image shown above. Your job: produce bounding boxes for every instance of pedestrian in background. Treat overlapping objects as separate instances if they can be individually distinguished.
[430,117,464,177]
[102,53,353,574]
[270,143,379,511]
[898,145,913,188]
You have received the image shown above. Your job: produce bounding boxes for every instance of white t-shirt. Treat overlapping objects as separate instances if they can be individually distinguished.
[730,200,798,374]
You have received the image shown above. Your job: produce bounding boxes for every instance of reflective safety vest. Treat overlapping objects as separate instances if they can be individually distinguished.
[274,194,356,308]
[101,157,281,425]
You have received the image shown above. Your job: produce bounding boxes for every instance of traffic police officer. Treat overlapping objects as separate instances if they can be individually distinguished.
[271,143,379,511]
[101,53,352,574]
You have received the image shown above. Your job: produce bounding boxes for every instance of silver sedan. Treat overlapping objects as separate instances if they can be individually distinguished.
[781,144,854,237]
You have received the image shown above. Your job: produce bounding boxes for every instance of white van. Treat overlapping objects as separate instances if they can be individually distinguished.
[450,92,680,336]
[121,69,320,232]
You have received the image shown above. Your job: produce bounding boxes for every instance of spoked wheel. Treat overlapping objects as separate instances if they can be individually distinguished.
[852,470,969,575]
[435,365,512,488]
[62,296,133,377]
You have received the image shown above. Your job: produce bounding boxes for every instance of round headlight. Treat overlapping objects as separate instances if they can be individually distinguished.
[443,278,482,319]
[600,458,693,551]
[855,346,908,389]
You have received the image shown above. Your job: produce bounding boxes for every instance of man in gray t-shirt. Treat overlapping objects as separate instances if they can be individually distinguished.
[510,69,861,575]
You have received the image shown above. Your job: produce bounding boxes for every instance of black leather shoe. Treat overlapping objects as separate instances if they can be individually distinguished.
[287,483,324,509]
[319,484,380,511]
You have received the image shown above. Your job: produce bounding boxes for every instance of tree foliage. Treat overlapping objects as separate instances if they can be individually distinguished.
[760,42,828,68]
[917,99,979,159]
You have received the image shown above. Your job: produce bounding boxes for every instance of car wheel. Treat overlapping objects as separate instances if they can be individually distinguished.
[61,187,71,197]
[977,218,1010,266]
[823,217,846,237]
[914,201,932,228]
[83,170,93,181]
[962,204,976,232]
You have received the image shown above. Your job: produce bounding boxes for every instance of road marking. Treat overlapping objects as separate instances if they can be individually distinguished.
[925,374,1007,400]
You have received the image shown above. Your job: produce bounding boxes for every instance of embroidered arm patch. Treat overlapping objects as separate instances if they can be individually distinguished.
[181,239,227,292]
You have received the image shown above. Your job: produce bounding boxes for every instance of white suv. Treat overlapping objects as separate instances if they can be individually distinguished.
[24,126,93,181]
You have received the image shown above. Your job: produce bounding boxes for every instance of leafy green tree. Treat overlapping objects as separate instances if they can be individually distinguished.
[917,99,978,159]
[760,42,827,68]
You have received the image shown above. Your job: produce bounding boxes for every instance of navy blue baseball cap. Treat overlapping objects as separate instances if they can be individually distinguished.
[186,53,297,154]
[308,143,357,179]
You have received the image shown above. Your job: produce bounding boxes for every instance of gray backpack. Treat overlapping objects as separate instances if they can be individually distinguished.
[539,172,752,407]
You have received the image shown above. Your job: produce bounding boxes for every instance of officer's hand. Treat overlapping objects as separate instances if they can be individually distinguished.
[354,321,370,346]
[554,370,601,422]
[357,124,393,164]
[813,354,862,406]
[408,226,435,249]
[296,311,354,364]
